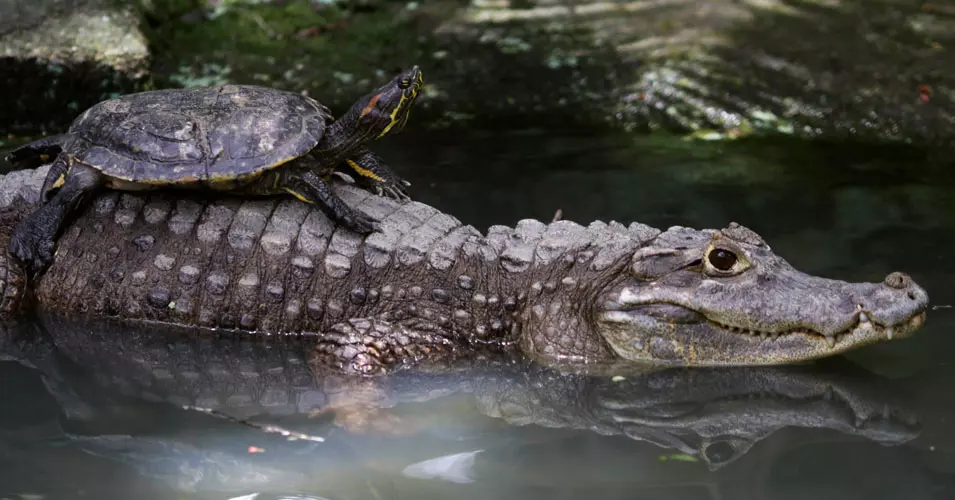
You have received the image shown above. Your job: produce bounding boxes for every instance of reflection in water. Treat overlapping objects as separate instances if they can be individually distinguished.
[0,317,926,498]
[1,131,953,499]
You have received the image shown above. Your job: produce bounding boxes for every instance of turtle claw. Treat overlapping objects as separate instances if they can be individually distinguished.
[9,227,56,275]
[353,177,410,202]
[344,151,412,202]
[341,210,377,235]
[382,185,411,202]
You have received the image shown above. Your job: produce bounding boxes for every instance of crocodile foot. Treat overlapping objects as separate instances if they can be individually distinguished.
[307,374,407,435]
[309,403,406,435]
[309,318,452,375]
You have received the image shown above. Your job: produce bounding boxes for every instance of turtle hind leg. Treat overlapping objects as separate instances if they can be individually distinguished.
[282,170,377,235]
[39,155,71,203]
[342,148,411,201]
[9,162,104,274]
[5,134,68,170]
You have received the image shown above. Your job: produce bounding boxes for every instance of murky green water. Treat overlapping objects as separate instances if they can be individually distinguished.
[2,130,953,499]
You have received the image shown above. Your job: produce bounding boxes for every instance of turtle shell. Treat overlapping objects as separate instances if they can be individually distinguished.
[64,85,331,186]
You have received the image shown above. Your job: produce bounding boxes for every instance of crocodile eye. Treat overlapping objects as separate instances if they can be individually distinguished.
[707,248,738,271]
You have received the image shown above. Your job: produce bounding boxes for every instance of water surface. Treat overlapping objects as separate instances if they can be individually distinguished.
[2,130,953,499]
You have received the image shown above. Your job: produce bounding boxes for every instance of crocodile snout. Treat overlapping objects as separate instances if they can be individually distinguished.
[881,271,928,311]
[852,272,929,339]
[883,271,928,303]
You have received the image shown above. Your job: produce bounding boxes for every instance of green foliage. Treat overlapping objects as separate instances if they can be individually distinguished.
[131,0,627,130]
[138,0,428,112]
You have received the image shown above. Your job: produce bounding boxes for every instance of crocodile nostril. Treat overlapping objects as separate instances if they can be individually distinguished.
[907,291,917,301]
[884,271,910,290]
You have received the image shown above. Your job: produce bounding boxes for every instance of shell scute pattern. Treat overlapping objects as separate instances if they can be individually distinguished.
[67,86,330,186]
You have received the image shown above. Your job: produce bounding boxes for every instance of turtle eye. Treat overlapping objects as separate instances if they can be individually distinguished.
[399,77,411,89]
[706,248,738,272]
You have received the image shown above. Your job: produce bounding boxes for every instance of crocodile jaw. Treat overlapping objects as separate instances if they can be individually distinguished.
[595,279,929,366]
[598,306,925,366]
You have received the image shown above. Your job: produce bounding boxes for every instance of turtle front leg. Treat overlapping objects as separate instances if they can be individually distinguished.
[9,161,104,274]
[342,148,411,201]
[283,169,378,234]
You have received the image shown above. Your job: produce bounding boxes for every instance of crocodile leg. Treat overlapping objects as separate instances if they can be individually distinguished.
[341,148,411,201]
[308,375,407,434]
[8,160,104,274]
[310,319,454,375]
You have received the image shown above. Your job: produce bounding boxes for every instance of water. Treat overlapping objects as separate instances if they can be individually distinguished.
[1,130,954,499]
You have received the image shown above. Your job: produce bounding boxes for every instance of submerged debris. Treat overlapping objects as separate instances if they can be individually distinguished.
[182,405,326,443]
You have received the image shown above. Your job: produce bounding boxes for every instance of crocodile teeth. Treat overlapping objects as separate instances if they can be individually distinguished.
[825,336,836,348]
[859,312,869,324]
[886,327,894,340]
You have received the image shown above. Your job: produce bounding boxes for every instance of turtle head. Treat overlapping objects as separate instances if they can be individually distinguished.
[353,66,423,139]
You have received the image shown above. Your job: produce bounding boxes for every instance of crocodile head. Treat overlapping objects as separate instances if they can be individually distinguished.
[592,223,928,366]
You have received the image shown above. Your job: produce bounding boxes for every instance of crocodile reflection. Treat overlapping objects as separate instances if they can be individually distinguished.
[2,318,921,494]
[495,365,921,469]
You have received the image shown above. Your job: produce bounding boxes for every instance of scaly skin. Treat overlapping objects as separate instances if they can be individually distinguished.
[0,166,930,373]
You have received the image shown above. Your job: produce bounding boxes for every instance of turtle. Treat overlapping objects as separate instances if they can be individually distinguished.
[7,66,424,274]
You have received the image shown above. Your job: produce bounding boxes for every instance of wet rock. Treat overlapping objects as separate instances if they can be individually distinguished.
[451,0,955,145]
[0,0,149,134]
[3,0,948,147]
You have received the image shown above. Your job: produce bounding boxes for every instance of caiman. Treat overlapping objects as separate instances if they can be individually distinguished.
[0,165,929,373]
